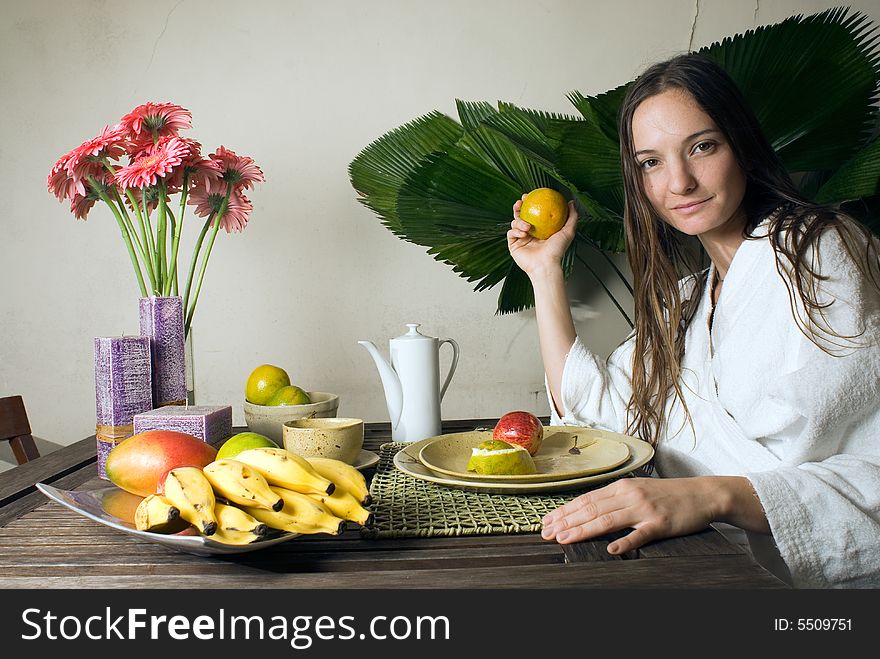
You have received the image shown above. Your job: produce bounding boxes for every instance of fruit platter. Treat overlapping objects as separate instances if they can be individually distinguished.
[38,427,374,557]
[394,412,654,494]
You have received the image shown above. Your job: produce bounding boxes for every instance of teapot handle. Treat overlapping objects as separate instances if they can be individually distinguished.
[438,338,460,401]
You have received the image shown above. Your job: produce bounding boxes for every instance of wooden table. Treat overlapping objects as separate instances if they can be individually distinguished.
[0,419,787,589]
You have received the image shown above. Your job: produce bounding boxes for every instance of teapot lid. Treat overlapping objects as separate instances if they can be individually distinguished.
[393,323,432,341]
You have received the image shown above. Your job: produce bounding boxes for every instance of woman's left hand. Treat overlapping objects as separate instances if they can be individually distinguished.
[541,476,718,555]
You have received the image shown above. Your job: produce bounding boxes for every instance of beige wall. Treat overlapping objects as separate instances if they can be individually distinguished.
[2,0,879,454]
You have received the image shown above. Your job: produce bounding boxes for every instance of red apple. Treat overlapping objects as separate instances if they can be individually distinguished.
[493,411,544,456]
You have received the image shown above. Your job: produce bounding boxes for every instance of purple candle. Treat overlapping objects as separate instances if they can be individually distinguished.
[139,295,186,407]
[94,336,153,479]
[133,405,233,446]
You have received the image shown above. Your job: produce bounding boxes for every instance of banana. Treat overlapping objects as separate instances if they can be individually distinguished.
[242,486,346,535]
[306,456,371,505]
[308,487,373,526]
[235,447,335,496]
[207,502,269,545]
[162,466,218,536]
[203,459,284,511]
[134,494,185,533]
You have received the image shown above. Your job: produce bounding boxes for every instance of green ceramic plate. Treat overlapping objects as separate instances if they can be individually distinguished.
[418,427,631,483]
[394,426,653,494]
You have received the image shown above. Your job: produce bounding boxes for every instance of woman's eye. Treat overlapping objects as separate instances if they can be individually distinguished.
[694,141,716,154]
[640,158,659,170]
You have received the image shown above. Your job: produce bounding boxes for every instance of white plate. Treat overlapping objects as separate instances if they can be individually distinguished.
[353,449,379,470]
[393,426,653,494]
[36,482,300,557]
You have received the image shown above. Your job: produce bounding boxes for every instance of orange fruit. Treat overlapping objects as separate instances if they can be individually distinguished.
[265,385,311,406]
[245,364,291,405]
[519,188,568,240]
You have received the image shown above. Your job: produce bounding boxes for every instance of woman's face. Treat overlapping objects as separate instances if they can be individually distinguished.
[631,88,747,239]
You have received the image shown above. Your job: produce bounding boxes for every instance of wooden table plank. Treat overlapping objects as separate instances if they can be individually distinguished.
[0,437,96,504]
[0,554,784,589]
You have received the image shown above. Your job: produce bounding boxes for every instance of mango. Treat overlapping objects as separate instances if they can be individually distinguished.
[105,430,217,497]
[101,488,144,525]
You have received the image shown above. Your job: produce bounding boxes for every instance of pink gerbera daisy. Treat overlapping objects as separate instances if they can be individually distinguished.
[114,137,189,191]
[187,184,253,233]
[69,173,116,220]
[48,124,128,201]
[119,102,192,146]
[206,145,265,194]
[163,138,223,193]
[70,191,99,220]
[48,155,79,202]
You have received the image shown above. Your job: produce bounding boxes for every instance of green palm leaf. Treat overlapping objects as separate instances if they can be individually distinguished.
[348,111,463,235]
[815,136,880,203]
[701,7,880,171]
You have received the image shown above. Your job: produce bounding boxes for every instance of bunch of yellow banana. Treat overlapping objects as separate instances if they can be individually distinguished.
[162,466,218,536]
[233,448,373,532]
[134,494,188,533]
[140,448,374,546]
[304,456,373,525]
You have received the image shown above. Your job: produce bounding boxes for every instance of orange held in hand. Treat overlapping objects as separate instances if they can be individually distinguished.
[519,188,568,240]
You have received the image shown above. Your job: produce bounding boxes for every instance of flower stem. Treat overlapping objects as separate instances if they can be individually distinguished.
[90,177,148,297]
[166,174,189,296]
[163,205,178,296]
[183,214,213,325]
[185,214,222,336]
[141,191,159,293]
[184,188,231,335]
[101,160,156,291]
[156,184,168,293]
[124,188,156,288]
[112,189,152,282]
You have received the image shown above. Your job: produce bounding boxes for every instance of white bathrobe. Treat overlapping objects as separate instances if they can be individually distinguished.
[551,219,880,588]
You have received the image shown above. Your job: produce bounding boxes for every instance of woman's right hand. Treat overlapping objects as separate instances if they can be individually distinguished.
[507,195,578,279]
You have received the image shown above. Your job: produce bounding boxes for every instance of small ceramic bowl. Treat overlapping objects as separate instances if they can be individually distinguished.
[242,392,339,444]
[282,417,364,464]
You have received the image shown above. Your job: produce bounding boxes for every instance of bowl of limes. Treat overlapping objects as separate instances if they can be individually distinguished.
[242,364,339,444]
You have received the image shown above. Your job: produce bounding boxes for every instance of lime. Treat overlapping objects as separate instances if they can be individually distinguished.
[265,385,311,406]
[520,188,568,240]
[216,432,278,460]
[246,364,290,405]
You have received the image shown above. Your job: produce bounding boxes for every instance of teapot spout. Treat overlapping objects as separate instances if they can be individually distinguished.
[358,341,403,428]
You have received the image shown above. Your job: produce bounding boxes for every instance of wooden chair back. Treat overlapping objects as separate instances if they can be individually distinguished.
[0,396,40,465]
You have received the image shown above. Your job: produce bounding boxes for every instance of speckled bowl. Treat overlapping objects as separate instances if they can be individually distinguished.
[242,392,339,444]
[282,417,364,464]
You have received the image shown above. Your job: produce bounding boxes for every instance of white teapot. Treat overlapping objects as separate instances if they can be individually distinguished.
[359,324,459,442]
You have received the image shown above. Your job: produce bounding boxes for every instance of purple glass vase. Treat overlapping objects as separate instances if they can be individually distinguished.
[139,295,187,407]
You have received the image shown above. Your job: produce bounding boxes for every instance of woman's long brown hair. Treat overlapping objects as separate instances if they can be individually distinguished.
[617,53,879,448]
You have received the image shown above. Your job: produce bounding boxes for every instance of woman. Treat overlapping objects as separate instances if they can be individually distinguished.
[507,54,880,588]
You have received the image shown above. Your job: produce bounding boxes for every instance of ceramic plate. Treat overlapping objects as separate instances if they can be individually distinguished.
[353,449,379,471]
[393,426,653,494]
[36,483,300,557]
[418,428,630,483]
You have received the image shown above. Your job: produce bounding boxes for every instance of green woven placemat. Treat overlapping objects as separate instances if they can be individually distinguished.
[361,442,626,539]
